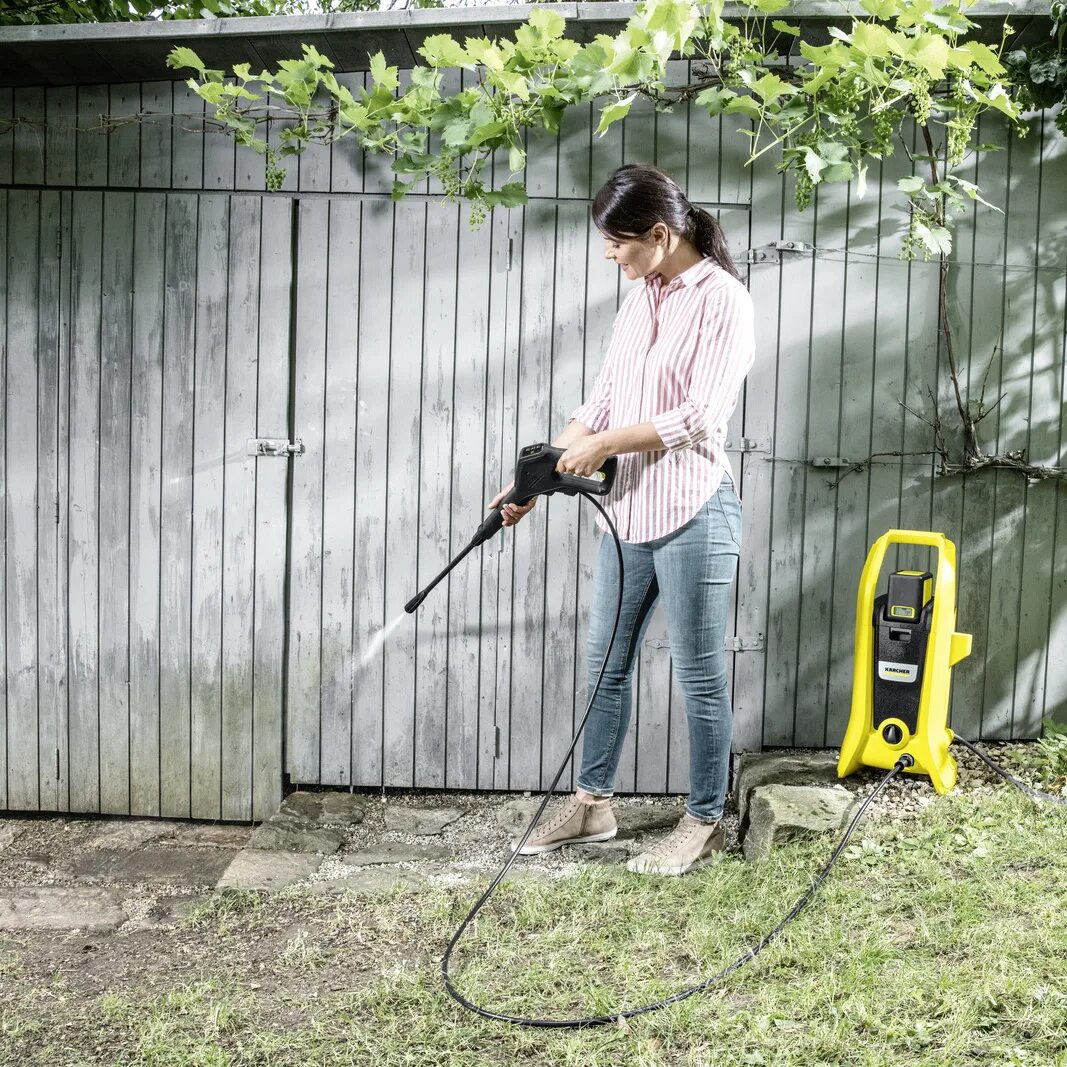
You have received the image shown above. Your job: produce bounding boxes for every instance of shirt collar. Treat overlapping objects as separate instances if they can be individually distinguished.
[645,255,718,291]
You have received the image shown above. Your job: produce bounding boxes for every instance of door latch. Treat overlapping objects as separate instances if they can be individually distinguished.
[247,438,306,457]
[746,241,816,264]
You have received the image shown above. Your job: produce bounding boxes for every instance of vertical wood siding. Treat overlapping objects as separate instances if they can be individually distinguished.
[0,69,1064,815]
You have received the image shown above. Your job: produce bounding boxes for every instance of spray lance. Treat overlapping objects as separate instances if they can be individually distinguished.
[403,442,617,614]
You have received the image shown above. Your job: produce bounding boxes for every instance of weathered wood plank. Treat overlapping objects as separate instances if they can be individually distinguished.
[1016,110,1067,734]
[56,189,72,807]
[13,87,44,185]
[762,160,817,749]
[0,90,12,185]
[414,203,458,786]
[731,114,776,755]
[983,113,1041,739]
[382,199,425,786]
[220,194,262,820]
[793,175,849,748]
[99,191,134,814]
[68,191,102,812]
[45,86,76,187]
[446,200,493,789]
[0,188,6,810]
[5,190,41,810]
[251,195,291,821]
[139,81,172,189]
[129,191,166,817]
[286,196,329,785]
[203,78,236,191]
[76,85,107,187]
[107,83,140,188]
[160,192,198,818]
[171,82,204,190]
[36,190,64,812]
[190,193,228,819]
[352,199,392,787]
[951,108,1010,742]
[319,198,359,789]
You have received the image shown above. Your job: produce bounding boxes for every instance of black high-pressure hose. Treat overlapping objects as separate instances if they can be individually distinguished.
[438,492,911,1029]
[437,492,1067,1029]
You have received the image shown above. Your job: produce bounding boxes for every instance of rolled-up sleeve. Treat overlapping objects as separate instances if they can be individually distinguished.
[650,283,755,453]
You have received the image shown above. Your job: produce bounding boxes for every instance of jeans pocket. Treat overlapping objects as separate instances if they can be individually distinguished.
[714,480,742,551]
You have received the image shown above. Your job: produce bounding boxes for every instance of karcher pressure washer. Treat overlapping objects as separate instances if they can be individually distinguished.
[838,530,974,794]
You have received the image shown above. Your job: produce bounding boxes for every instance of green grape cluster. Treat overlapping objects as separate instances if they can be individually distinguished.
[872,106,901,156]
[827,77,864,136]
[946,78,977,166]
[907,67,932,127]
[468,201,488,228]
[265,150,285,192]
[790,131,820,211]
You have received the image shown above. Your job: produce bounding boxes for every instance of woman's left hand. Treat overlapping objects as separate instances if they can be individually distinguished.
[557,434,614,479]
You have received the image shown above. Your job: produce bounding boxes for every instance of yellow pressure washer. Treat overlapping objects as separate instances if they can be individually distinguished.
[838,530,973,794]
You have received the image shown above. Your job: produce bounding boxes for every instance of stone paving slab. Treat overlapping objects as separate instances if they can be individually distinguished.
[735,750,841,835]
[87,819,186,851]
[340,842,451,867]
[246,818,346,855]
[0,887,127,932]
[217,850,323,891]
[383,806,467,835]
[0,823,23,850]
[278,791,365,827]
[743,783,859,861]
[170,824,252,849]
[66,848,233,887]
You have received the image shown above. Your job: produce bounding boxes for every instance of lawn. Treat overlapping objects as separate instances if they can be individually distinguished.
[2,745,1066,1066]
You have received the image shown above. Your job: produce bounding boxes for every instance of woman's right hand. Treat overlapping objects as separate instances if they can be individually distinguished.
[488,481,537,527]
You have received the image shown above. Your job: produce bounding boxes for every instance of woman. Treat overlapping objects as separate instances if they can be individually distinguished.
[489,163,755,876]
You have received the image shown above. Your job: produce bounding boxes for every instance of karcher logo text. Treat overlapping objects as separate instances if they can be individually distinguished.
[878,661,918,683]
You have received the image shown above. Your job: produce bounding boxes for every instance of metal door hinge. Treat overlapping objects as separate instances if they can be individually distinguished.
[746,241,816,264]
[247,438,306,458]
[726,634,765,652]
[495,726,502,759]
[725,437,770,453]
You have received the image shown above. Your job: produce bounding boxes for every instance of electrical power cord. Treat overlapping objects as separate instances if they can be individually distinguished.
[440,491,1066,1028]
[952,734,1067,806]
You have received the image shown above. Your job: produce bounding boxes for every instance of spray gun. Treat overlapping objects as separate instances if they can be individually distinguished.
[403,442,617,614]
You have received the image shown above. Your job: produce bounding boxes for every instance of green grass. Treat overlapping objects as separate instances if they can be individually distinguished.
[3,759,1067,1065]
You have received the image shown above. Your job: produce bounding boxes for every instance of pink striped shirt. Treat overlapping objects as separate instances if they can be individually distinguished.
[568,256,755,543]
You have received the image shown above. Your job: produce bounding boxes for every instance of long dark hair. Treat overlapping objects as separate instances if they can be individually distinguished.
[591,163,741,283]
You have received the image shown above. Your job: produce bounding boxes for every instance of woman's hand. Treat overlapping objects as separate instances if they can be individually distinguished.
[556,434,614,479]
[487,481,537,527]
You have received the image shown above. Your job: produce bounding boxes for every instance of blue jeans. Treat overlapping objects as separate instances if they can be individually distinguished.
[576,474,742,822]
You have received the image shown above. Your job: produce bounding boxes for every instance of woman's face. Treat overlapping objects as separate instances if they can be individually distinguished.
[601,223,671,280]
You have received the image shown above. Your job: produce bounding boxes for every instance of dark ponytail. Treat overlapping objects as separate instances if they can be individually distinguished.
[592,163,742,283]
